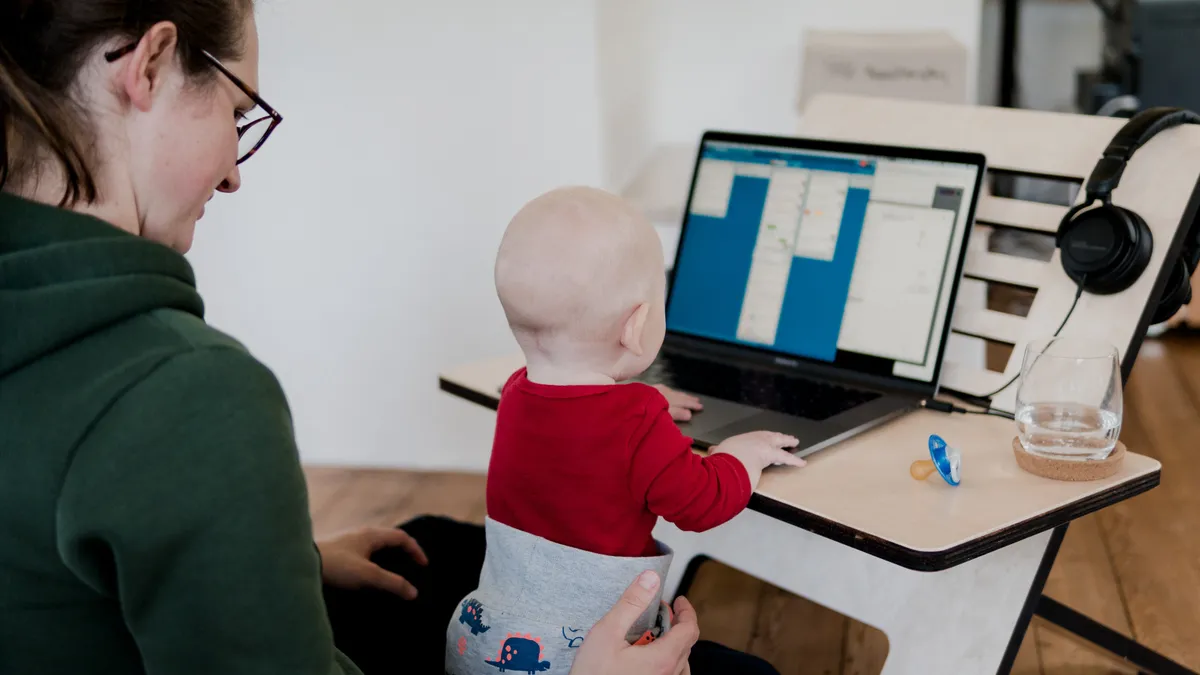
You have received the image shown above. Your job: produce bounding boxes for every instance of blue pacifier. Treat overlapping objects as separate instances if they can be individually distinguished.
[909,434,961,486]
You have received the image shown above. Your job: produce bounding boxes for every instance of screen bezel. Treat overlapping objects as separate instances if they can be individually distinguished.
[664,130,988,398]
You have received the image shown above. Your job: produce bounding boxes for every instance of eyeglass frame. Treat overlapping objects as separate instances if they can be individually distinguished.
[103,41,282,165]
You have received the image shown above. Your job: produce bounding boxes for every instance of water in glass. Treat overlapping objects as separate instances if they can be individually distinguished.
[1015,337,1122,461]
[1015,402,1120,460]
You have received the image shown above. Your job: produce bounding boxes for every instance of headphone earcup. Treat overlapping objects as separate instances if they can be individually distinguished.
[1150,256,1193,324]
[1058,204,1153,294]
[1110,208,1154,290]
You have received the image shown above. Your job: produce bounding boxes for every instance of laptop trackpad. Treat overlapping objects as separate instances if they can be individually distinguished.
[707,411,823,444]
[674,395,760,437]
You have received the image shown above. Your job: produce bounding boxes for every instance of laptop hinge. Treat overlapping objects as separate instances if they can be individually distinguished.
[660,337,934,399]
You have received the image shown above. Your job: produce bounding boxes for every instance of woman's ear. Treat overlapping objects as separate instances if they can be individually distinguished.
[118,21,179,113]
[621,303,651,357]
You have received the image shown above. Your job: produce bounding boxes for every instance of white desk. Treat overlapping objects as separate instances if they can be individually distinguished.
[440,353,1157,569]
[439,353,1159,674]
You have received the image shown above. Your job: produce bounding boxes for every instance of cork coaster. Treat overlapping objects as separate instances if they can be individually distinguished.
[1012,438,1126,481]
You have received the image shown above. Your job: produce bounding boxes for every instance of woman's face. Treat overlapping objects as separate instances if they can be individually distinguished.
[122,15,260,253]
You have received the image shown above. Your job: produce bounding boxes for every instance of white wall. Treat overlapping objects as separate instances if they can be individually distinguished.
[606,0,984,206]
[643,0,982,149]
[596,0,657,190]
[188,0,603,470]
[188,1,991,472]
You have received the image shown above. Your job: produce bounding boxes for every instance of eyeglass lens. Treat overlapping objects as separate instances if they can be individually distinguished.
[237,116,274,163]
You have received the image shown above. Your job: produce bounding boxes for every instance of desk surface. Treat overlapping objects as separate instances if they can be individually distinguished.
[440,353,1161,571]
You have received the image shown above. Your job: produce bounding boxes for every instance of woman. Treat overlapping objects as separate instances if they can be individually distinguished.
[0,2,779,674]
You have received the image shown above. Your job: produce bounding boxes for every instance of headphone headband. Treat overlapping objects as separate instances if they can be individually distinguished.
[1086,107,1200,199]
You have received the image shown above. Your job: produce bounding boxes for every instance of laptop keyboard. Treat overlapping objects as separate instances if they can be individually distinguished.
[642,352,882,422]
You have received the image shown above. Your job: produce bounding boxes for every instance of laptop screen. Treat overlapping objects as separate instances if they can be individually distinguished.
[666,134,985,389]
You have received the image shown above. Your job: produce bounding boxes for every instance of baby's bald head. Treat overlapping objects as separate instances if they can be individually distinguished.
[495,186,665,372]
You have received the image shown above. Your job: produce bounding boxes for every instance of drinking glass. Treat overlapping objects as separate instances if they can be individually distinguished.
[1014,338,1123,461]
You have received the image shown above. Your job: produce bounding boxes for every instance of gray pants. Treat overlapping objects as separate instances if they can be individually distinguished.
[444,518,673,675]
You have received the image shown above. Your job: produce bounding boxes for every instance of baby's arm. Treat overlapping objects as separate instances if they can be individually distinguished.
[629,407,754,532]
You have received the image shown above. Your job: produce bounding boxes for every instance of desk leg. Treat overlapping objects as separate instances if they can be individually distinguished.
[1035,596,1197,675]
[995,526,1197,675]
[655,511,1051,675]
[995,524,1066,673]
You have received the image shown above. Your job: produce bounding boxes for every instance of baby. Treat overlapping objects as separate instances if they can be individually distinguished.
[445,186,804,675]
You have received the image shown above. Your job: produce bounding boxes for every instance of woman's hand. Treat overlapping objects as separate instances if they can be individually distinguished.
[652,384,703,422]
[317,526,428,600]
[569,571,700,675]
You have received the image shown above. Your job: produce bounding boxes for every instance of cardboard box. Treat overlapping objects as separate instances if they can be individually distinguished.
[798,30,968,112]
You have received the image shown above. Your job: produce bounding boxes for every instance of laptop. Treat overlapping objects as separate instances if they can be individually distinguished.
[641,131,987,457]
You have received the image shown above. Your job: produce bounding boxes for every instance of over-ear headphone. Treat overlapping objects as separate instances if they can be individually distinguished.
[1057,107,1200,324]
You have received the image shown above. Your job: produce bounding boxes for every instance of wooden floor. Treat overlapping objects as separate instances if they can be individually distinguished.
[304,333,1200,675]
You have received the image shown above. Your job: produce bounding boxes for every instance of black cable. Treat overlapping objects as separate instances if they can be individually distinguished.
[962,407,1016,421]
[920,398,1015,420]
[972,279,1087,401]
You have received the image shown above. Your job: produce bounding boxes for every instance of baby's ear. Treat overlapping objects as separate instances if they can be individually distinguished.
[621,303,651,356]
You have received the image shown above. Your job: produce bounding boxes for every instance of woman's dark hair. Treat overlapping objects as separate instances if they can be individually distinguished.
[0,0,253,207]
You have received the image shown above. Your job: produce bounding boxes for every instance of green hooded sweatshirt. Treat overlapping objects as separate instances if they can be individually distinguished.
[0,192,360,674]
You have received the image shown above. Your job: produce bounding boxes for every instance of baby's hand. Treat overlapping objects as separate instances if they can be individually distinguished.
[710,431,806,488]
[652,384,703,422]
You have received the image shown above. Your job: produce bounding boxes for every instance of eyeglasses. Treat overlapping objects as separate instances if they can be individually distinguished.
[104,42,282,165]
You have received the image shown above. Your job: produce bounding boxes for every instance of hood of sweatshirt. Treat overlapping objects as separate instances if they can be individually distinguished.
[0,192,204,377]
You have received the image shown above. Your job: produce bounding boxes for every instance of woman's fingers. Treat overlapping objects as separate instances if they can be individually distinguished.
[590,571,661,644]
[638,596,698,674]
[368,563,419,600]
[670,596,699,633]
[365,526,429,566]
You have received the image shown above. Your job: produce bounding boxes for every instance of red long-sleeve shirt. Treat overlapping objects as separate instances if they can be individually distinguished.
[486,369,752,558]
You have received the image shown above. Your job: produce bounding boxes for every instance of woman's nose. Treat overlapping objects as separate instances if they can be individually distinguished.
[218,164,242,193]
